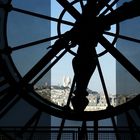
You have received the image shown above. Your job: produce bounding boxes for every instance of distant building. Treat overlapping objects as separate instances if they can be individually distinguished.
[62,75,71,88]
[36,85,137,111]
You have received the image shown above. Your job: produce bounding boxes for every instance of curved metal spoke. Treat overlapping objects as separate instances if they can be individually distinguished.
[96,56,111,107]
[0,94,21,119]
[104,31,140,44]
[96,0,111,15]
[78,121,88,139]
[111,117,120,140]
[21,37,68,84]
[17,110,42,138]
[99,36,140,82]
[31,49,67,85]
[79,0,84,11]
[101,0,120,16]
[56,0,81,20]
[57,119,65,140]
[57,77,76,140]
[125,111,140,139]
[12,7,74,26]
[11,35,62,51]
[94,120,98,140]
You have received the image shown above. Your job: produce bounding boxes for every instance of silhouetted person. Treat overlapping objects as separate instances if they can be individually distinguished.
[71,0,140,111]
[71,0,98,111]
[102,0,140,27]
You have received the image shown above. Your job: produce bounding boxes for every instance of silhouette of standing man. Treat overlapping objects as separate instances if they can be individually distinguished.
[71,0,140,111]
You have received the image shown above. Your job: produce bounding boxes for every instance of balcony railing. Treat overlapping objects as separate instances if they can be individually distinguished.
[0,126,140,140]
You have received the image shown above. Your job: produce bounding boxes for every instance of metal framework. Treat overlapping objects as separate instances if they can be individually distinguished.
[0,0,140,139]
[1,126,140,140]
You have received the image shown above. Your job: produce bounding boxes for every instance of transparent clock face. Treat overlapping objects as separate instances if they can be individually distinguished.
[1,1,140,140]
[1,0,140,121]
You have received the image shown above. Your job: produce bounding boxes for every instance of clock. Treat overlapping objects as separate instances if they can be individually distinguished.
[0,0,140,139]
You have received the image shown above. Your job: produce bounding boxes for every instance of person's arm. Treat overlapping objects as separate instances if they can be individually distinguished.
[103,1,140,26]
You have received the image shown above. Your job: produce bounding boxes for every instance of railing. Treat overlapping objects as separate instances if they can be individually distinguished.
[0,126,140,140]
